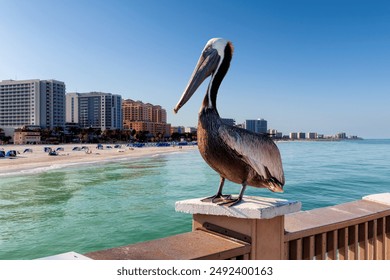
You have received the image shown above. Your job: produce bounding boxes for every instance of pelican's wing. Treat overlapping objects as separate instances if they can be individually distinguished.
[218,125,285,186]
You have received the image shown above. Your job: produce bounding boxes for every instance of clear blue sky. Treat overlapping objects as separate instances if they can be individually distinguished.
[1,0,389,138]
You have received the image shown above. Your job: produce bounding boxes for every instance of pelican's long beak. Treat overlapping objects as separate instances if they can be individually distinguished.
[174,48,220,113]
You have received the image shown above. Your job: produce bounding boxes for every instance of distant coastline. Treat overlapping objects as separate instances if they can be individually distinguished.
[275,137,364,142]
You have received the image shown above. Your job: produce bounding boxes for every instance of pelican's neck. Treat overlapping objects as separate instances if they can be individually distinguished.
[201,42,233,114]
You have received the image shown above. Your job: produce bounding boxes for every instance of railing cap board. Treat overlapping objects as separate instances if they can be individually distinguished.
[284,193,390,241]
[85,230,250,260]
[176,196,301,219]
[363,193,390,206]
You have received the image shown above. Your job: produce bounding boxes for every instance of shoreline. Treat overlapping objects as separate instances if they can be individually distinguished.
[0,144,197,177]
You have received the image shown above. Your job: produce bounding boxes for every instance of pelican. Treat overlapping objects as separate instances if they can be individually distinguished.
[174,38,285,207]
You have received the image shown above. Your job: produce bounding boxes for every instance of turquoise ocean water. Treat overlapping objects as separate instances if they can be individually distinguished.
[1,139,390,259]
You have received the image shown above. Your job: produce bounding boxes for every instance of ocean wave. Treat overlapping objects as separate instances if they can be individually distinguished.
[0,162,88,177]
[0,149,197,177]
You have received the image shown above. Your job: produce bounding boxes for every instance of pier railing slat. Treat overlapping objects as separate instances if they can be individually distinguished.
[353,224,359,260]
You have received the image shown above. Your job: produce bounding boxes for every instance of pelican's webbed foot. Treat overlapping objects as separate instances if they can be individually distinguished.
[216,182,247,207]
[217,197,242,207]
[201,193,232,203]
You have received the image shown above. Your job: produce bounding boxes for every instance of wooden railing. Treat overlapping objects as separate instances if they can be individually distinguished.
[85,229,251,260]
[82,194,390,260]
[284,198,390,260]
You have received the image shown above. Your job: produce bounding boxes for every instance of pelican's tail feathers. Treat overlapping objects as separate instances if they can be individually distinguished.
[267,177,284,193]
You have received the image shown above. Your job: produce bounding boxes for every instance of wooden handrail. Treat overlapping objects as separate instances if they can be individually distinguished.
[284,199,390,260]
[285,200,390,241]
[85,229,251,260]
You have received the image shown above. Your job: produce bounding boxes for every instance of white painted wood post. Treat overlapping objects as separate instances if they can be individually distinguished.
[176,196,301,259]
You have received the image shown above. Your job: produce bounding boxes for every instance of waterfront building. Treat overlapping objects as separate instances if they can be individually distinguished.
[307,132,317,139]
[289,132,298,139]
[13,128,41,144]
[66,92,122,131]
[171,126,185,134]
[336,132,347,139]
[122,99,170,137]
[245,119,267,134]
[268,129,283,139]
[0,79,66,130]
[298,132,306,139]
[221,118,236,126]
[185,127,197,134]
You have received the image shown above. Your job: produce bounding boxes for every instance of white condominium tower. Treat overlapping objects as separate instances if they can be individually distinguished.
[0,79,65,129]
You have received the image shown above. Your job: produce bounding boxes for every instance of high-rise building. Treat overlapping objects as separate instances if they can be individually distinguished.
[307,132,317,139]
[122,99,170,137]
[289,132,298,139]
[245,119,267,134]
[66,92,122,130]
[268,129,283,138]
[336,132,347,139]
[221,118,236,127]
[298,132,306,139]
[0,79,65,130]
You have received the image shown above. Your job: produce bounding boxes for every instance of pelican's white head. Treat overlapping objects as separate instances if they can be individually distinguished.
[205,38,229,57]
[174,38,233,114]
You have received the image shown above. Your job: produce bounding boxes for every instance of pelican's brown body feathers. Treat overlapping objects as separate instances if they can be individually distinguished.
[198,107,284,192]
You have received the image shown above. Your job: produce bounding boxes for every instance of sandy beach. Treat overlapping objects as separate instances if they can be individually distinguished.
[0,144,197,176]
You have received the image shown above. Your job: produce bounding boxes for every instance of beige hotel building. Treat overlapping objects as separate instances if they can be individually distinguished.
[122,99,171,137]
